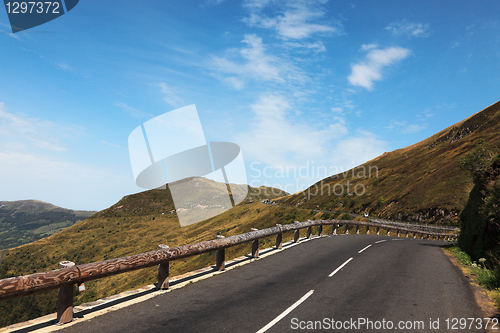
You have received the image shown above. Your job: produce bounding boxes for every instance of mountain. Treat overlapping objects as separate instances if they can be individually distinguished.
[1,100,500,327]
[278,100,500,225]
[0,200,95,250]
[0,182,291,327]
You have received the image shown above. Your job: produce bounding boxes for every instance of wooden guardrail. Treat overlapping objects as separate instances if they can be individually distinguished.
[0,219,457,324]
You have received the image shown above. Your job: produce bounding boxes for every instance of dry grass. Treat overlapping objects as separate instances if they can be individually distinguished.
[279,100,500,225]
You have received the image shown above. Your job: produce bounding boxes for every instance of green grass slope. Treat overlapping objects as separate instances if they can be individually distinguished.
[278,100,500,225]
[0,200,95,250]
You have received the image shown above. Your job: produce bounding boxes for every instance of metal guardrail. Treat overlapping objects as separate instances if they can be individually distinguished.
[0,219,458,324]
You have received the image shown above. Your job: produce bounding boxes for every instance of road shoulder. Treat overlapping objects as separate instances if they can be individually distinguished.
[443,247,500,320]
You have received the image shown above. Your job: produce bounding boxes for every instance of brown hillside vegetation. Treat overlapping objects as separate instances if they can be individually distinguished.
[0,183,299,327]
[278,100,500,224]
[1,101,500,327]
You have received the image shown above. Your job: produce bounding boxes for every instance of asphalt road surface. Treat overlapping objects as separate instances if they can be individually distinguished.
[60,235,486,333]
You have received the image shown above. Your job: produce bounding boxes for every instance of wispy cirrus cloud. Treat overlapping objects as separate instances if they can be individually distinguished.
[0,102,77,152]
[0,102,130,210]
[159,82,185,108]
[236,94,388,191]
[283,41,326,52]
[386,120,427,134]
[115,102,152,119]
[236,94,348,168]
[401,123,427,134]
[385,20,431,38]
[243,0,341,40]
[210,34,306,89]
[347,46,411,91]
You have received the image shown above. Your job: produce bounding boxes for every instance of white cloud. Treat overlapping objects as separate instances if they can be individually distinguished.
[0,23,20,40]
[361,43,378,51]
[244,0,274,10]
[57,62,75,71]
[284,41,326,52]
[333,132,388,168]
[210,34,306,89]
[243,0,341,40]
[385,20,431,38]
[0,103,71,152]
[386,119,427,134]
[115,102,152,119]
[0,103,131,210]
[401,123,426,134]
[347,46,411,91]
[0,149,127,210]
[237,94,348,168]
[236,95,388,193]
[159,82,184,107]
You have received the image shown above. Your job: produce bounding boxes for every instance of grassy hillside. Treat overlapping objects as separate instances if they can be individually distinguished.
[2,100,500,327]
[0,183,299,327]
[0,200,95,250]
[278,100,500,225]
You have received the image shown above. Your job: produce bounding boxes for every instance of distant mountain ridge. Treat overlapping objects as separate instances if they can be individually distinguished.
[278,100,500,224]
[0,200,95,250]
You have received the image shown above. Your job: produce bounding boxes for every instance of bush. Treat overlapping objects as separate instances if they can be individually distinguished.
[341,213,353,220]
[320,212,331,220]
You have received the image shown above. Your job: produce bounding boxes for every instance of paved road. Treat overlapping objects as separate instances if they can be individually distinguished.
[61,235,485,333]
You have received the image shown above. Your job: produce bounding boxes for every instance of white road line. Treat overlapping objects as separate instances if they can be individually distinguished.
[358,244,372,253]
[256,290,314,333]
[328,257,353,278]
[375,240,386,244]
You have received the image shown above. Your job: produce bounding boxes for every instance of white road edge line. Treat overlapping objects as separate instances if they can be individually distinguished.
[375,240,386,244]
[328,257,353,278]
[256,290,314,333]
[358,244,372,253]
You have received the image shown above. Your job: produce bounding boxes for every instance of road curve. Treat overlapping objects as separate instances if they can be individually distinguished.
[59,235,485,333]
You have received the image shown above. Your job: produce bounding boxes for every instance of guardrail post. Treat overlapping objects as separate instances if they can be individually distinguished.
[294,222,300,243]
[306,226,312,239]
[57,261,75,325]
[355,225,359,234]
[386,229,391,236]
[251,228,259,258]
[413,232,417,239]
[216,235,225,270]
[318,225,323,236]
[332,224,337,235]
[405,231,408,238]
[376,227,380,235]
[157,245,169,290]
[276,224,283,249]
[397,229,400,237]
[366,226,370,234]
[344,225,349,234]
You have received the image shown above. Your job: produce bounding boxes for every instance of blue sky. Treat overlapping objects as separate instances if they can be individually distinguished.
[0,0,499,211]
